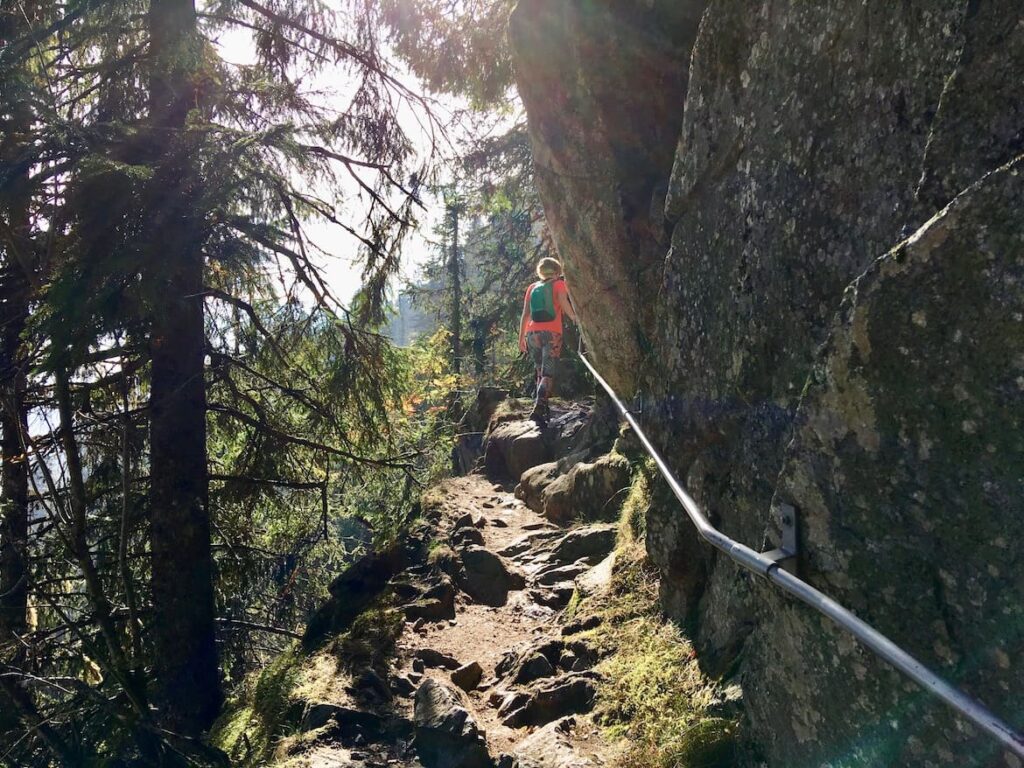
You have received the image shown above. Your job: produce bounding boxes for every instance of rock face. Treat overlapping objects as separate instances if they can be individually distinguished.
[509,0,709,394]
[752,160,1024,766]
[513,1,1024,765]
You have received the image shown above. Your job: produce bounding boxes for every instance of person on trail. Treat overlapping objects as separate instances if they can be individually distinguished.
[519,257,577,421]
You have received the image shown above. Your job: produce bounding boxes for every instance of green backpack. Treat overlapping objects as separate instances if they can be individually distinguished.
[528,278,559,322]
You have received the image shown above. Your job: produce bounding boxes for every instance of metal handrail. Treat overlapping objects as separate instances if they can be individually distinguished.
[575,348,1024,759]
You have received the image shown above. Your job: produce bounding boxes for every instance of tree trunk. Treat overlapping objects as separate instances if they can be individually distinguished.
[0,267,29,641]
[448,202,462,375]
[146,0,221,734]
[0,2,33,645]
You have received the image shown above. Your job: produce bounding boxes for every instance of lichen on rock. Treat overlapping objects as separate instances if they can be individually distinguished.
[511,0,1024,764]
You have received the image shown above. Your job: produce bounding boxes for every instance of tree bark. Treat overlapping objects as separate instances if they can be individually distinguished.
[448,202,462,375]
[0,258,29,643]
[0,1,33,645]
[146,0,221,734]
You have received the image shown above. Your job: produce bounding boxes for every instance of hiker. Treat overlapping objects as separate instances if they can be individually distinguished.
[519,257,577,421]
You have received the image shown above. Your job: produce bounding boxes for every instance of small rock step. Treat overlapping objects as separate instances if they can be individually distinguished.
[498,672,601,729]
[458,546,526,606]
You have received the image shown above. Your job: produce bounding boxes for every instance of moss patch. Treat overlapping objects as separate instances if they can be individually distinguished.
[212,646,303,765]
[565,469,741,768]
[330,606,403,672]
[427,539,458,573]
[487,396,536,427]
[212,604,403,766]
[617,457,653,544]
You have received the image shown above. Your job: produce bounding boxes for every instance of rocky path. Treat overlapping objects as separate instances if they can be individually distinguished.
[291,464,622,768]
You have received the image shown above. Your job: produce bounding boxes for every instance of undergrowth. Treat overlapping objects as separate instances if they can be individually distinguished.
[212,646,303,765]
[567,466,741,768]
[211,604,403,766]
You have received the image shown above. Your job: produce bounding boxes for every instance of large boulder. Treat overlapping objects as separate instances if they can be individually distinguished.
[414,679,494,768]
[516,460,562,513]
[540,453,631,525]
[748,159,1024,766]
[484,420,550,481]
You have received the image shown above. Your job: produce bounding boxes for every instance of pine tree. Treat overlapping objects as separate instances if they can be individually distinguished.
[0,0,435,760]
[145,0,222,734]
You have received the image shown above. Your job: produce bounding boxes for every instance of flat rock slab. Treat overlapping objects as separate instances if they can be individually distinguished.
[534,563,589,587]
[574,552,615,598]
[415,648,462,670]
[548,525,617,566]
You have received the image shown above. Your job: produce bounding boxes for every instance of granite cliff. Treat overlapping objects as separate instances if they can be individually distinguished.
[511,2,1024,765]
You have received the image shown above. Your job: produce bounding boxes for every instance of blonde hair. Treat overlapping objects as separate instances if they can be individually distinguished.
[536,257,562,280]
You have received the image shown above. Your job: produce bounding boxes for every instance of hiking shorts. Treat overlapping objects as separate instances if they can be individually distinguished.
[527,331,562,379]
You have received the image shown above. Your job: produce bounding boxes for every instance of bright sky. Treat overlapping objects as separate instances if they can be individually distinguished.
[212,10,459,305]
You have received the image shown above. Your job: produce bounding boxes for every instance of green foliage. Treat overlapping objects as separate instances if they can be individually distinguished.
[0,0,439,763]
[213,599,404,766]
[211,645,302,764]
[380,0,517,108]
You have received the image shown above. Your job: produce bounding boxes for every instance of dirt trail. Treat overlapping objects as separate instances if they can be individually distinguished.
[295,469,620,768]
[403,475,612,761]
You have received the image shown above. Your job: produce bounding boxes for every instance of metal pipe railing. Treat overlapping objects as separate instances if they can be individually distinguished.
[576,348,1024,759]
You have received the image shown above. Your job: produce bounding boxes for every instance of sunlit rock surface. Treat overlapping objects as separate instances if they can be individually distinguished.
[512,1,1024,764]
[510,0,708,394]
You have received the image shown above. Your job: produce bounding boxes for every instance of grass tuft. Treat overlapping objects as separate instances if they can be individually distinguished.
[212,646,303,765]
[617,458,653,544]
[564,467,741,768]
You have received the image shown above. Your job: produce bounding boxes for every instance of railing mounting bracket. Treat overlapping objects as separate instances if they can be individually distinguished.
[762,503,798,573]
